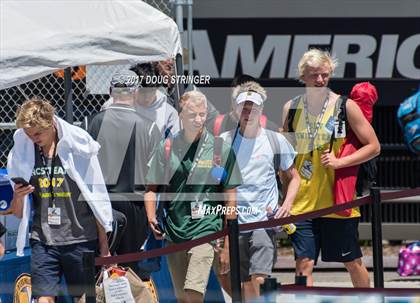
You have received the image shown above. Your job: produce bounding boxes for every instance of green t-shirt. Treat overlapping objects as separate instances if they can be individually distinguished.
[146,129,242,243]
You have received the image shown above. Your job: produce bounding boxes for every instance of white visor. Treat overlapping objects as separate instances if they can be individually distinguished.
[235,91,264,106]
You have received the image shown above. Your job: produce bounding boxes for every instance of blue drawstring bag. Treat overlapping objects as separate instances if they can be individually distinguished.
[397,89,420,155]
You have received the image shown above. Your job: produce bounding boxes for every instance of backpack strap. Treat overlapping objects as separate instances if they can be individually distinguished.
[164,137,173,188]
[164,137,172,161]
[213,136,223,166]
[336,95,348,125]
[265,129,284,202]
[329,95,348,152]
[157,137,173,223]
[286,95,302,132]
[213,114,225,137]
[222,129,236,145]
[260,115,267,128]
[266,129,282,172]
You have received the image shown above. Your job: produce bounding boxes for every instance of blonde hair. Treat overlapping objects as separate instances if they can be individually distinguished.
[16,97,55,129]
[179,90,208,109]
[232,81,267,104]
[298,48,338,79]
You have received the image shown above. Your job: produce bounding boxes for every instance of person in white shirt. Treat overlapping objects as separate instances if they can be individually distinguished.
[221,81,300,301]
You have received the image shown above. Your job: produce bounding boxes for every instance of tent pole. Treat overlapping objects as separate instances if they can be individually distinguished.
[173,0,194,89]
[174,0,184,33]
[174,54,185,112]
[187,0,193,90]
[64,67,74,123]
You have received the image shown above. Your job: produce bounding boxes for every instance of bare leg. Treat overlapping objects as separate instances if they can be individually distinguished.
[344,258,370,288]
[0,239,4,256]
[37,297,55,303]
[295,257,314,286]
[243,274,266,302]
[216,273,232,296]
[184,289,204,303]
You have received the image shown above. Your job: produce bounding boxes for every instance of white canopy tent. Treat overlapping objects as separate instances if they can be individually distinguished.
[0,0,182,90]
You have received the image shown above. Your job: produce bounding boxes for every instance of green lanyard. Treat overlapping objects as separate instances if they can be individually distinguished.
[185,132,209,182]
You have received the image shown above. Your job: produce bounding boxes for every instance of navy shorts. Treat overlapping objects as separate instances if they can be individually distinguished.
[290,218,362,263]
[290,220,319,262]
[30,239,97,298]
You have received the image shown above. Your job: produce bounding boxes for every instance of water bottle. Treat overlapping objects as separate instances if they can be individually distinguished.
[267,208,296,235]
[281,223,296,235]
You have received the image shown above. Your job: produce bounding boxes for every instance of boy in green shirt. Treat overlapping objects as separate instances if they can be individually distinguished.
[145,91,241,302]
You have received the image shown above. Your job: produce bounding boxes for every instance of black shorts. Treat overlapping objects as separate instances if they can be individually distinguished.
[291,217,362,263]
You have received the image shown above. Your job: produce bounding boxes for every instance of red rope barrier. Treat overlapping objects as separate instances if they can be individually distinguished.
[95,229,227,266]
[381,188,420,201]
[95,188,419,266]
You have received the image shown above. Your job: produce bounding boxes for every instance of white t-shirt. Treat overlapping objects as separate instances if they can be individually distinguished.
[220,128,296,225]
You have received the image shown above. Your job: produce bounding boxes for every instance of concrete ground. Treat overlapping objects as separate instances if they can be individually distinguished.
[272,270,420,288]
[222,270,419,302]
[272,254,420,288]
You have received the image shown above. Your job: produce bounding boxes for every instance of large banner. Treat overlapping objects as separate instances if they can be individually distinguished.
[190,18,420,106]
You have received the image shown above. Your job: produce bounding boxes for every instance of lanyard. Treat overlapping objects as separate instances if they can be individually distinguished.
[38,138,58,207]
[303,90,330,155]
[231,127,242,156]
[183,131,209,182]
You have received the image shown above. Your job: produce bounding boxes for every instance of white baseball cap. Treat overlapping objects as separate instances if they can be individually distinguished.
[235,91,264,106]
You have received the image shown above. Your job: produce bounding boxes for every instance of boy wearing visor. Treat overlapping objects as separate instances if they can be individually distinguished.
[221,82,300,300]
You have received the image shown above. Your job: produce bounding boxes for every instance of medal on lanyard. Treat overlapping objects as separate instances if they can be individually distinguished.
[39,139,61,226]
[300,158,313,180]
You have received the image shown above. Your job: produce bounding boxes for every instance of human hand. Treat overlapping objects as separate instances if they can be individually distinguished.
[99,248,111,258]
[149,219,164,240]
[274,203,291,219]
[213,238,223,253]
[321,150,341,169]
[13,183,34,200]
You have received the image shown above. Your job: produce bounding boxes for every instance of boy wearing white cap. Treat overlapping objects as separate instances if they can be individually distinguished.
[220,81,300,300]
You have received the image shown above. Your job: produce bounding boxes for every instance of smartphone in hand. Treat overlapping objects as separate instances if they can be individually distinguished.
[153,222,165,234]
[11,177,30,187]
